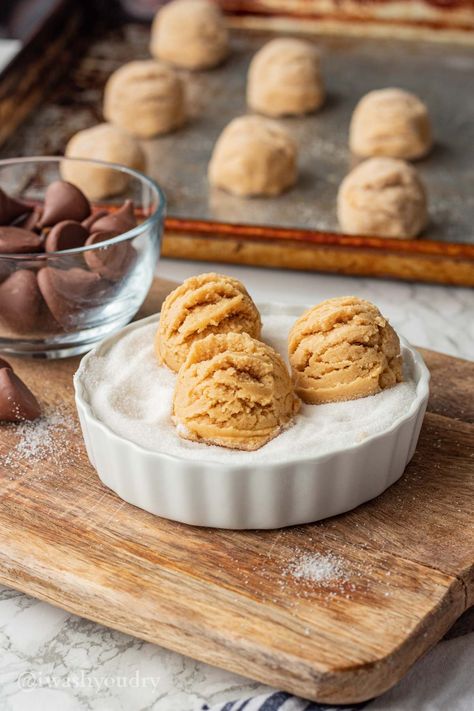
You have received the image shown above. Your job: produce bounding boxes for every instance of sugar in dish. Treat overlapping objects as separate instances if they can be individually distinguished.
[82,311,417,465]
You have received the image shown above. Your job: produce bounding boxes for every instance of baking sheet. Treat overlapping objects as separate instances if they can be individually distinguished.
[2,24,474,243]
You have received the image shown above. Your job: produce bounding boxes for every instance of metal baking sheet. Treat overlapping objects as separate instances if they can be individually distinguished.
[2,24,474,243]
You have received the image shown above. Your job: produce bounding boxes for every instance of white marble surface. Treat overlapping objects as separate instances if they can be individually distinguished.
[1,261,473,711]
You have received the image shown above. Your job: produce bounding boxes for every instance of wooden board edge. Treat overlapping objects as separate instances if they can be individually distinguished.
[0,550,466,704]
[0,0,82,147]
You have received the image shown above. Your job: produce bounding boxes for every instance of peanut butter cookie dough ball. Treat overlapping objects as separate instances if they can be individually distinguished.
[150,0,229,70]
[349,88,432,160]
[208,116,297,197]
[61,123,145,200]
[247,38,324,117]
[103,60,185,139]
[288,296,402,405]
[173,332,300,451]
[337,158,428,239]
[155,272,262,373]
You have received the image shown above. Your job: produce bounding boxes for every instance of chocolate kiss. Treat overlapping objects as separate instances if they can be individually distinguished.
[37,267,105,328]
[0,367,41,421]
[0,357,11,370]
[82,210,108,231]
[0,188,32,225]
[84,231,135,281]
[0,270,43,332]
[45,220,89,252]
[91,200,137,234]
[0,226,44,254]
[39,181,91,227]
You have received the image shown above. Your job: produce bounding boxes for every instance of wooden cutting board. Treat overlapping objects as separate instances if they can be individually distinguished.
[0,279,472,704]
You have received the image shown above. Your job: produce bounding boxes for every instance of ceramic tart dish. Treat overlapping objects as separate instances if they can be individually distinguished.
[74,305,430,530]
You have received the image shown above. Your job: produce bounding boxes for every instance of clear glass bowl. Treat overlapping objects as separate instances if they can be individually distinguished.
[0,157,165,358]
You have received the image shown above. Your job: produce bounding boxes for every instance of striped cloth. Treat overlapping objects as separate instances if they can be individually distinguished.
[202,691,367,711]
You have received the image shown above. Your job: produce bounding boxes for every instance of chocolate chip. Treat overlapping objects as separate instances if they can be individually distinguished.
[44,220,89,253]
[37,267,107,329]
[39,181,91,227]
[0,226,44,254]
[90,200,136,234]
[0,188,33,225]
[0,367,41,422]
[0,357,11,370]
[82,210,108,231]
[0,269,43,332]
[84,231,135,281]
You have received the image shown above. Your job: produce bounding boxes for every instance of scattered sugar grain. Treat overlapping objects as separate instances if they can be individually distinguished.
[1,405,79,474]
[286,552,348,585]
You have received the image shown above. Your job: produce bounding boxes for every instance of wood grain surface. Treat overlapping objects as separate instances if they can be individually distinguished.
[0,279,472,704]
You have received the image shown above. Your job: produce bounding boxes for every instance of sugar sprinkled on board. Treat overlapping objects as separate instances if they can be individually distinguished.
[286,552,348,584]
[1,405,79,475]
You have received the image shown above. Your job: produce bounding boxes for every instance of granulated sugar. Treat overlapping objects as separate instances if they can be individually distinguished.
[1,405,79,473]
[81,310,418,465]
[287,553,348,584]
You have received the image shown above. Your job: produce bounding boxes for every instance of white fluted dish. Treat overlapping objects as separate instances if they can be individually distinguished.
[74,307,430,530]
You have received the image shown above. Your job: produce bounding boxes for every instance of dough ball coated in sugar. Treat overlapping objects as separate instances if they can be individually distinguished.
[103,60,185,139]
[337,157,428,239]
[61,123,145,200]
[349,88,432,160]
[155,272,262,372]
[247,38,325,117]
[208,116,297,197]
[288,296,402,405]
[150,0,228,70]
[173,332,300,451]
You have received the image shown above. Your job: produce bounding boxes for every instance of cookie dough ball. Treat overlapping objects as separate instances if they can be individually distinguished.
[349,88,432,160]
[337,158,428,239]
[103,60,185,139]
[155,272,262,372]
[61,124,145,200]
[173,332,300,450]
[150,0,228,70]
[289,296,402,405]
[208,116,297,197]
[247,38,324,117]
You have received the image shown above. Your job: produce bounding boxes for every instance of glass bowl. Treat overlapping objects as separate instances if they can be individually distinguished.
[0,157,165,358]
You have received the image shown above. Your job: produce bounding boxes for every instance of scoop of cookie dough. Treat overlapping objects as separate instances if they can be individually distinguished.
[173,332,300,451]
[150,0,228,70]
[103,60,185,139]
[61,123,145,200]
[155,272,262,372]
[288,296,402,405]
[349,88,432,160]
[208,115,297,197]
[247,38,324,117]
[337,157,427,238]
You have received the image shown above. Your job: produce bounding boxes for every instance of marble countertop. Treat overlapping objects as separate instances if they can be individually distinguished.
[1,261,473,711]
